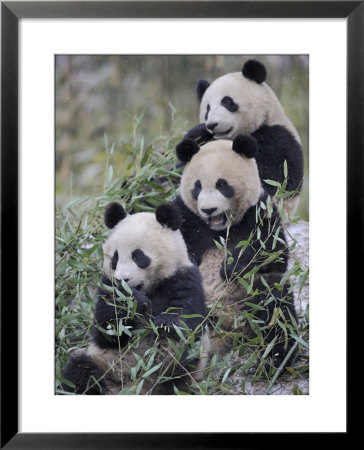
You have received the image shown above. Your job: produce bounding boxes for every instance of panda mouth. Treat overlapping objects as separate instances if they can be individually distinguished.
[116,280,143,292]
[213,127,233,138]
[208,213,227,228]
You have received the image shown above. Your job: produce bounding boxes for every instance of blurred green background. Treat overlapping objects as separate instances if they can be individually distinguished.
[56,55,309,219]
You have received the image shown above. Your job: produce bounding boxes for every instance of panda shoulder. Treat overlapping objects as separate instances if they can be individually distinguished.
[252,124,301,147]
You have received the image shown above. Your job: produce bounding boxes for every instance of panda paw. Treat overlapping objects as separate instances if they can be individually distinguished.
[152,314,181,338]
[184,123,213,146]
[131,288,151,311]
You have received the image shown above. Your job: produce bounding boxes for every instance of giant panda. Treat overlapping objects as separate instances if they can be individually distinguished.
[174,135,298,369]
[62,202,209,395]
[183,59,304,218]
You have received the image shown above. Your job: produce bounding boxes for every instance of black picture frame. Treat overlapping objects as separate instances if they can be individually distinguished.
[1,1,359,447]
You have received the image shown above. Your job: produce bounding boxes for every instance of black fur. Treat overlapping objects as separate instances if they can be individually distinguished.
[148,266,207,334]
[205,104,210,121]
[62,352,107,395]
[63,266,207,394]
[99,265,206,341]
[242,59,267,84]
[252,124,304,195]
[176,138,200,163]
[111,250,118,270]
[232,134,258,159]
[191,180,202,200]
[104,202,126,229]
[197,79,210,102]
[221,95,239,112]
[216,179,234,198]
[131,249,151,269]
[184,123,213,146]
[93,275,151,349]
[155,203,181,230]
[174,193,288,275]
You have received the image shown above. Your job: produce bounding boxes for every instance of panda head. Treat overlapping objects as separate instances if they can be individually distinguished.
[102,203,191,292]
[177,135,263,230]
[197,60,277,139]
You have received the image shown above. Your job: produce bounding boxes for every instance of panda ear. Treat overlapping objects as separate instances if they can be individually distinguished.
[156,204,182,231]
[242,60,267,84]
[232,135,258,159]
[196,79,210,102]
[104,202,126,229]
[176,138,200,163]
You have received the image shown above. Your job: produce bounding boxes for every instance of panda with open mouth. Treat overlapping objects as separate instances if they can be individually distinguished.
[183,59,304,218]
[174,135,298,369]
[62,203,209,395]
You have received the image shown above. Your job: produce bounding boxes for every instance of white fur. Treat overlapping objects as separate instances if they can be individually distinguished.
[103,212,191,293]
[200,72,301,144]
[180,140,263,229]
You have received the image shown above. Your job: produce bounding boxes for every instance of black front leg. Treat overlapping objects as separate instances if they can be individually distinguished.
[174,196,213,266]
[93,276,151,349]
[220,245,257,281]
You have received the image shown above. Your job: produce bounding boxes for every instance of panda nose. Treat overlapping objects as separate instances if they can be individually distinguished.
[202,207,217,216]
[207,122,218,131]
[116,277,129,284]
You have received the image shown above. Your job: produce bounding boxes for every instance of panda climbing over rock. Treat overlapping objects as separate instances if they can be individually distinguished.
[174,135,298,369]
[62,203,209,395]
[183,59,304,218]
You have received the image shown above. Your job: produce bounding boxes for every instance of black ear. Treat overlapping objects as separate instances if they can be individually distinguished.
[104,202,126,229]
[196,79,210,102]
[232,135,258,159]
[242,60,267,84]
[156,204,182,231]
[176,138,200,163]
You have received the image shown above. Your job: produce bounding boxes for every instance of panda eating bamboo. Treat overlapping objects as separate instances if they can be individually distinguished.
[62,203,209,394]
[174,135,299,370]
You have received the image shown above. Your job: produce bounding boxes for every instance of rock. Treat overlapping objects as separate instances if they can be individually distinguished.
[286,220,309,321]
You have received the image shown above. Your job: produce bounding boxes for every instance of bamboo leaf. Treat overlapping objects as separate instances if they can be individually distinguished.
[142,362,162,378]
[240,352,259,371]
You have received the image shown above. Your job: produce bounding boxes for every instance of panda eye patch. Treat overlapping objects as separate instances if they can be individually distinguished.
[216,178,235,198]
[111,250,119,270]
[132,249,151,269]
[221,96,238,112]
[205,104,210,121]
[191,180,202,200]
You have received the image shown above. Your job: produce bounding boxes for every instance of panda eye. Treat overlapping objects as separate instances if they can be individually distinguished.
[221,96,238,112]
[216,178,235,198]
[111,250,118,270]
[205,104,210,121]
[131,249,151,269]
[191,180,202,200]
